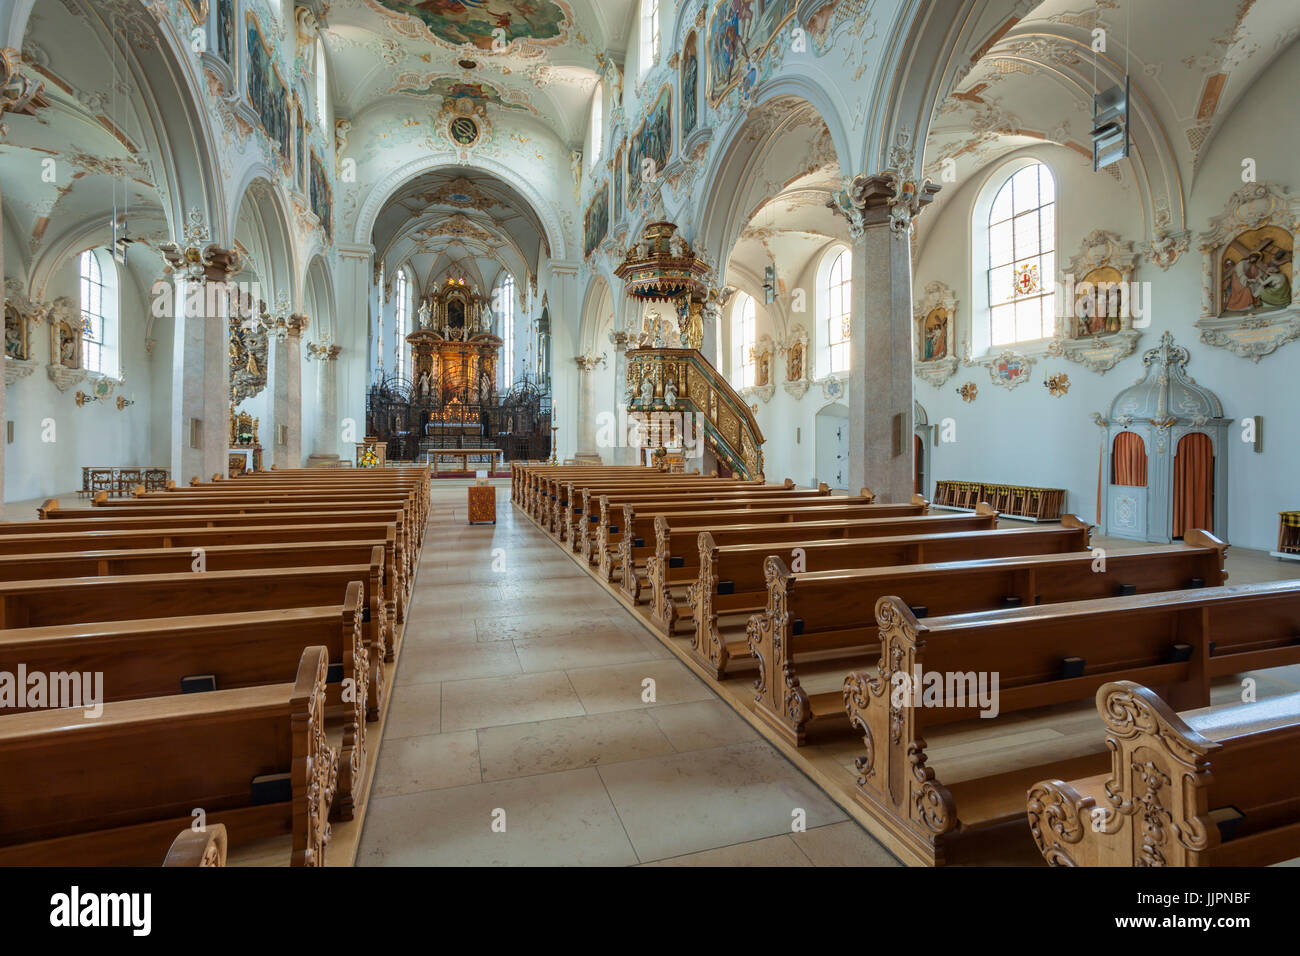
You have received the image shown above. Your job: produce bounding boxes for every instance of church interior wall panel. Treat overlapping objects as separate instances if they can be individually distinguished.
[909,44,1300,549]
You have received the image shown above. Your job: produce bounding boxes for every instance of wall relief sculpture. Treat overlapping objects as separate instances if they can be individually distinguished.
[1195,182,1300,361]
[913,280,958,387]
[1049,229,1142,374]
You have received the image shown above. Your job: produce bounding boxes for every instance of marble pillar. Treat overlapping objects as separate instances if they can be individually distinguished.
[574,353,603,458]
[272,313,306,467]
[306,342,342,465]
[846,173,938,502]
[162,244,240,484]
[608,329,635,464]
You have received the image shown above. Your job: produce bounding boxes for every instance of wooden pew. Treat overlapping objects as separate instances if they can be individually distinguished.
[750,531,1228,745]
[26,505,413,593]
[0,550,390,662]
[0,586,371,817]
[514,464,652,511]
[187,474,431,525]
[85,491,422,551]
[686,519,1094,676]
[618,503,986,602]
[560,479,843,552]
[0,646,336,866]
[163,824,228,866]
[0,538,401,628]
[528,468,727,522]
[840,581,1300,866]
[593,489,886,581]
[1027,681,1300,867]
[539,475,751,533]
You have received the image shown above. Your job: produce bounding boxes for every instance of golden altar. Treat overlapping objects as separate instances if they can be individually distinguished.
[406,277,502,404]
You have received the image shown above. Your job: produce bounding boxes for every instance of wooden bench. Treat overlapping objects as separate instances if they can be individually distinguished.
[528,469,729,523]
[685,518,1094,676]
[0,538,401,628]
[1028,681,1300,867]
[0,646,336,866]
[841,580,1300,865]
[628,504,990,607]
[189,474,431,524]
[86,492,421,551]
[0,586,370,817]
[28,505,413,591]
[562,480,843,554]
[518,465,662,518]
[513,464,653,510]
[595,491,892,584]
[0,523,404,623]
[540,475,752,534]
[751,531,1229,745]
[0,551,389,663]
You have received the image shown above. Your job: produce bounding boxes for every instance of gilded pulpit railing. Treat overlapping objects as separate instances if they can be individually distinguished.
[625,347,765,481]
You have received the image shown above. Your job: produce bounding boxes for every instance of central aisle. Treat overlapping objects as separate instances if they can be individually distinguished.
[357,480,897,866]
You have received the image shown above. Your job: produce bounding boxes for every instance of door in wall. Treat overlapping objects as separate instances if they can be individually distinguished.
[814,403,849,491]
[1172,432,1214,538]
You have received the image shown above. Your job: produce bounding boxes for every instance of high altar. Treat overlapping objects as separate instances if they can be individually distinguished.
[406,276,502,411]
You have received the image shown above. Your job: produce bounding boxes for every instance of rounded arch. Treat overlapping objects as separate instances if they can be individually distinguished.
[353,155,567,260]
[302,252,337,340]
[577,271,614,354]
[692,80,850,277]
[232,175,297,307]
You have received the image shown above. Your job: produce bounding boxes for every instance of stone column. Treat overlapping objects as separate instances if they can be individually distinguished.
[306,342,342,465]
[574,352,605,458]
[846,173,939,502]
[607,329,635,464]
[161,241,240,484]
[272,313,307,467]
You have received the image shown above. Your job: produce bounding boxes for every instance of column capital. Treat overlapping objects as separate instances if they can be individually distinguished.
[574,352,607,372]
[847,172,940,234]
[607,330,631,351]
[160,242,242,284]
[286,313,309,337]
[307,341,341,361]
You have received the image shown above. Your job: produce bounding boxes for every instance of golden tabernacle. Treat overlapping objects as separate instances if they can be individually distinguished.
[406,276,502,406]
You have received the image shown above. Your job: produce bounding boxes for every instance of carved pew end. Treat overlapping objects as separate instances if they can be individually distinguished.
[1059,657,1086,680]
[164,824,229,867]
[37,498,59,518]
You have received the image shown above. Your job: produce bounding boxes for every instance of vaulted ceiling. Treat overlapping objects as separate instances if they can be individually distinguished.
[920,0,1300,237]
[322,0,639,150]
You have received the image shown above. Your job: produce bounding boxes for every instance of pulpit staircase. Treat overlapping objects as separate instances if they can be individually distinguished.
[624,347,765,481]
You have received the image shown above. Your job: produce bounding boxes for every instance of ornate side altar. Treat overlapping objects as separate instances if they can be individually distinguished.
[229,410,262,476]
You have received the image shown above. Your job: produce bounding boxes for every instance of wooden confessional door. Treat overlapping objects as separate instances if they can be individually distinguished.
[1108,431,1149,541]
[1172,432,1214,538]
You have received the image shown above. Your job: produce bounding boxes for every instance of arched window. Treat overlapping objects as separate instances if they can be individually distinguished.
[588,84,603,169]
[731,293,756,388]
[315,38,329,130]
[79,248,118,377]
[496,273,516,390]
[393,269,409,380]
[819,247,851,375]
[986,161,1055,346]
[640,0,659,76]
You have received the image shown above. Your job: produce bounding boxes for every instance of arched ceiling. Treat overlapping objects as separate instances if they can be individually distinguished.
[716,96,844,297]
[373,167,548,295]
[919,0,1300,239]
[321,0,639,149]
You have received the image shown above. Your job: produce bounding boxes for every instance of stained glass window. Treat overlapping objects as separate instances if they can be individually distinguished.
[988,162,1055,345]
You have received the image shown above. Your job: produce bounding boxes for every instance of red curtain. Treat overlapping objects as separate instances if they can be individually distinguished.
[1111,432,1148,487]
[914,434,923,495]
[1173,432,1214,537]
